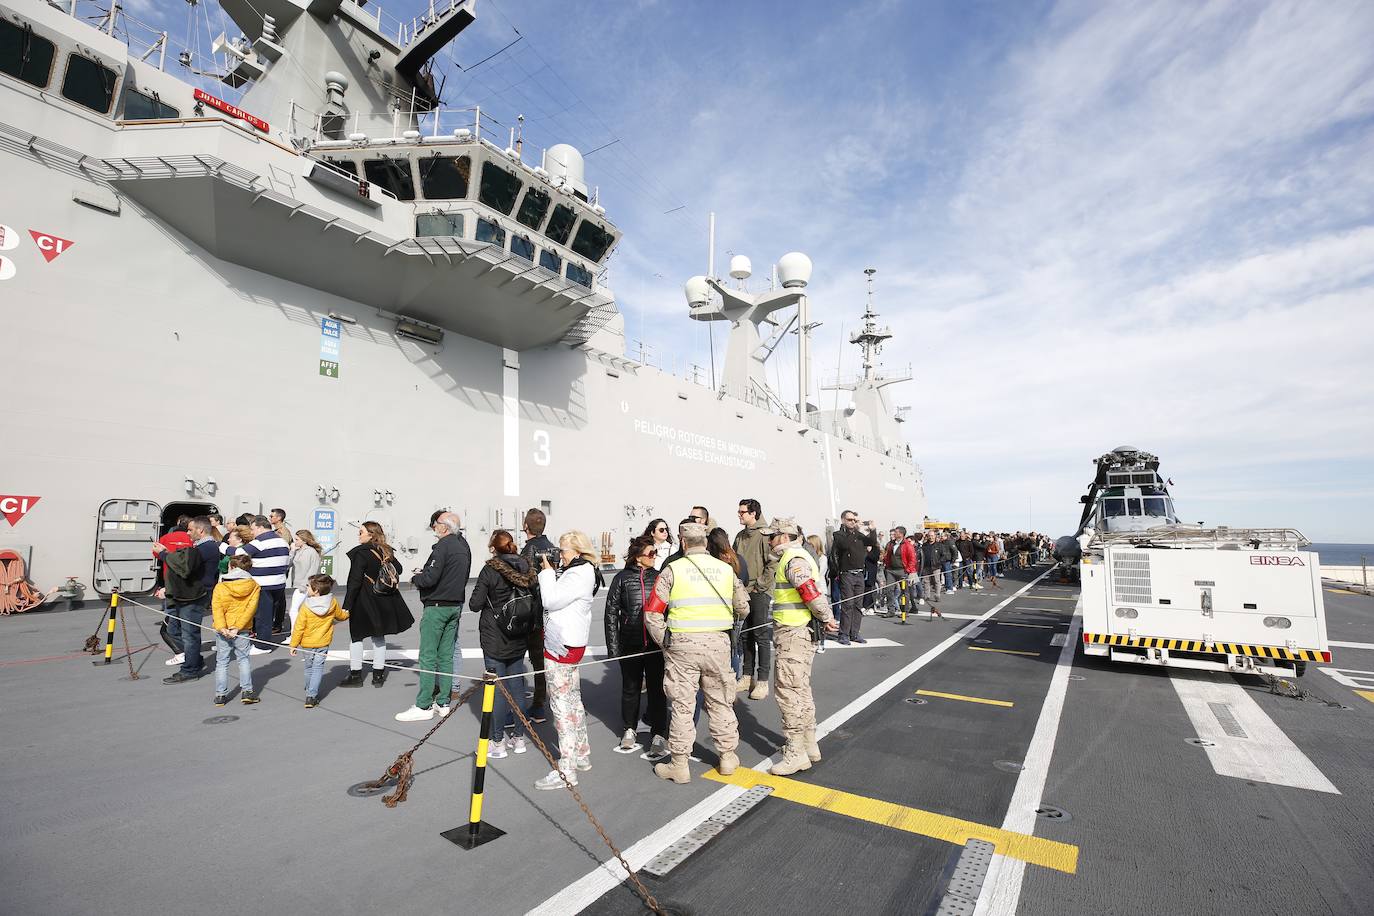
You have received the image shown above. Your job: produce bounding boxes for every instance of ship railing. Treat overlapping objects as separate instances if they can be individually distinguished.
[1090,526,1311,550]
[63,0,175,70]
[820,365,913,388]
[292,102,495,147]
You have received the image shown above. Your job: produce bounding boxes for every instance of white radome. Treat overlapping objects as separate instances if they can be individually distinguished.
[684,275,710,306]
[729,255,752,280]
[777,252,812,288]
[545,144,586,193]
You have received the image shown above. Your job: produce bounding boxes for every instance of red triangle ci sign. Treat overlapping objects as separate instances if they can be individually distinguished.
[0,495,40,526]
[29,230,74,262]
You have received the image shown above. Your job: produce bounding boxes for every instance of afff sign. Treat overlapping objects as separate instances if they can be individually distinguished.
[0,495,40,526]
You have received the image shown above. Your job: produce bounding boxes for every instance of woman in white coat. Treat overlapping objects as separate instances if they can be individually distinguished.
[533,530,602,789]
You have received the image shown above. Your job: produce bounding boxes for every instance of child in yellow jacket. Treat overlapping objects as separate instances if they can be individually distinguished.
[212,555,260,706]
[290,574,349,708]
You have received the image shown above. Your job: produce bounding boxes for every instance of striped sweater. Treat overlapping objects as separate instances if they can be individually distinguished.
[240,532,290,591]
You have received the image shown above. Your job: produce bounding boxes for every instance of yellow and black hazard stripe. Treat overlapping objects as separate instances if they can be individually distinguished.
[1082,632,1329,662]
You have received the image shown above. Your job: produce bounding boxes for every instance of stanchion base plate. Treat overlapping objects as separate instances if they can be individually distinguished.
[441,821,505,850]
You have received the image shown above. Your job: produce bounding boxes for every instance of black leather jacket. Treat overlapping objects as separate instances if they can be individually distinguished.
[604,562,660,657]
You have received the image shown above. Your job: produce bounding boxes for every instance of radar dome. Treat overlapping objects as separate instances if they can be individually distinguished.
[545,144,587,196]
[684,276,710,307]
[729,255,752,280]
[777,252,812,288]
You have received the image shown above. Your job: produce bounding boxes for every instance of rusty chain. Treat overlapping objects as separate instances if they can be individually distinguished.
[355,682,482,807]
[117,603,140,680]
[495,679,667,916]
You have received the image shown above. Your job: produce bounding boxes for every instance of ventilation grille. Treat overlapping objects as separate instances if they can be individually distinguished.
[1112,553,1152,604]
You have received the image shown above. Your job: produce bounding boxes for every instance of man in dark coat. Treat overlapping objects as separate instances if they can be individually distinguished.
[518,508,556,722]
[397,511,472,721]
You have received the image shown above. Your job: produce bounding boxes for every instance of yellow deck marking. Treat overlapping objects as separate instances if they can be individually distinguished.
[916,689,1014,708]
[969,646,1041,657]
[1356,690,1374,704]
[997,621,1053,628]
[704,768,1078,873]
[1326,588,1357,596]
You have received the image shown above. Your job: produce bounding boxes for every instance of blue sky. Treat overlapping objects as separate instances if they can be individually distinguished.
[131,0,1374,540]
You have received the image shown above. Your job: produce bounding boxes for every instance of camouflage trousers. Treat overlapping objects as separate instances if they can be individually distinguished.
[773,623,817,739]
[663,631,738,757]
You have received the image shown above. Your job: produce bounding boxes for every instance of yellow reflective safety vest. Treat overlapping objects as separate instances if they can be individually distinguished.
[773,546,819,627]
[666,554,736,633]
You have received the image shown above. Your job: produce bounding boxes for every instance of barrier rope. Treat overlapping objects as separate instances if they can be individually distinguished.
[495,677,667,916]
[351,681,483,807]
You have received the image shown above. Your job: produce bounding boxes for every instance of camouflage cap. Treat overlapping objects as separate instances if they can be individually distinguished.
[678,521,709,540]
[761,517,798,537]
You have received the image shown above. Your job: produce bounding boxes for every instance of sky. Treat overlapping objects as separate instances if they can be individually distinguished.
[130,0,1374,541]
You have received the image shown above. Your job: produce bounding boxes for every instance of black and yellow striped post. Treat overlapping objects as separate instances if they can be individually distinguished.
[94,590,119,666]
[441,673,505,850]
[897,578,910,624]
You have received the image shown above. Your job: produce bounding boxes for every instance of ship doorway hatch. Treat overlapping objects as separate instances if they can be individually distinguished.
[91,499,221,596]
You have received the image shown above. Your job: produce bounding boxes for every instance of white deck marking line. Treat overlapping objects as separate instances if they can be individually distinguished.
[1168,671,1340,794]
[1329,640,1374,651]
[965,627,986,639]
[1319,667,1374,690]
[976,598,1081,916]
[818,637,904,649]
[533,567,1057,916]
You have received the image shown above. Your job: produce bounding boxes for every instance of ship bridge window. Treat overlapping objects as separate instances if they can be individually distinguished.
[363,157,415,201]
[62,54,118,114]
[419,154,470,200]
[545,203,576,245]
[1,20,56,88]
[416,212,464,238]
[571,220,614,262]
[122,88,179,121]
[510,234,535,262]
[323,157,358,177]
[475,217,506,246]
[515,186,551,230]
[478,161,522,214]
[566,262,592,289]
[539,249,562,273]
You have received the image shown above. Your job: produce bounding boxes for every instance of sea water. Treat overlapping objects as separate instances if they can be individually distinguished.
[1310,544,1374,566]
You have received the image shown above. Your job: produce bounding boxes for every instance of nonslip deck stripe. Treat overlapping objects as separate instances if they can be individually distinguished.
[1355,690,1374,704]
[916,689,1014,708]
[703,768,1077,873]
[1021,595,1076,601]
[969,646,1041,657]
[996,622,1053,629]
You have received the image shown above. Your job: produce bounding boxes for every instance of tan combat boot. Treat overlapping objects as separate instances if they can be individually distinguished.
[769,738,812,776]
[749,679,769,701]
[736,675,752,693]
[717,751,740,775]
[804,728,822,763]
[654,754,691,784]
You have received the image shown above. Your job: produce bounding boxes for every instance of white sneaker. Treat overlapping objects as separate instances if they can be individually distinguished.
[248,646,273,656]
[918,598,926,605]
[535,769,573,790]
[816,644,826,654]
[164,653,185,667]
[510,735,528,754]
[647,734,668,759]
[435,704,451,718]
[620,728,637,751]
[574,756,592,772]
[394,705,436,722]
[487,737,509,759]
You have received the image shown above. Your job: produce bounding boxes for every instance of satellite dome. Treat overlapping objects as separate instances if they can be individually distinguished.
[323,71,349,92]
[545,144,587,196]
[777,252,812,288]
[729,255,752,280]
[684,276,710,307]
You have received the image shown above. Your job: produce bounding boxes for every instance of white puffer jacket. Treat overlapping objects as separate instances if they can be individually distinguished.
[538,560,595,658]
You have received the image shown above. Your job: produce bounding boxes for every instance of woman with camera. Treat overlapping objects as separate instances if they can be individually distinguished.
[534,530,602,789]
[340,522,414,688]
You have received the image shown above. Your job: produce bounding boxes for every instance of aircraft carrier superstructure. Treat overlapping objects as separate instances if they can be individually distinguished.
[0,0,924,594]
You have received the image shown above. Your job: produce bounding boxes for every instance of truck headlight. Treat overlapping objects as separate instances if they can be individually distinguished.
[1114,607,1138,619]
[1262,616,1291,629]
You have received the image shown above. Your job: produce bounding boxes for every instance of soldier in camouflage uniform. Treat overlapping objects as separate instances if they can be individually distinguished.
[644,521,751,784]
[763,517,838,776]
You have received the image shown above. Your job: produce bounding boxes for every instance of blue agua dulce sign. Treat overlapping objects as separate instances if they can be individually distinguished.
[313,508,337,576]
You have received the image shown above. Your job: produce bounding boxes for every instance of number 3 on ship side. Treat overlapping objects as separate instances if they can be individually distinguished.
[532,429,551,467]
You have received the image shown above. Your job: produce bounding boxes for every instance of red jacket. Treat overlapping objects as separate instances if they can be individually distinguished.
[881,539,919,575]
[154,530,194,578]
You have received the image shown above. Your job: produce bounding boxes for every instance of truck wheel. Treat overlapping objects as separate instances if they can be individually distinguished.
[1294,661,1306,678]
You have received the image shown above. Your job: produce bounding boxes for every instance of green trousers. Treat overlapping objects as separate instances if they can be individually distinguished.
[416,604,460,709]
